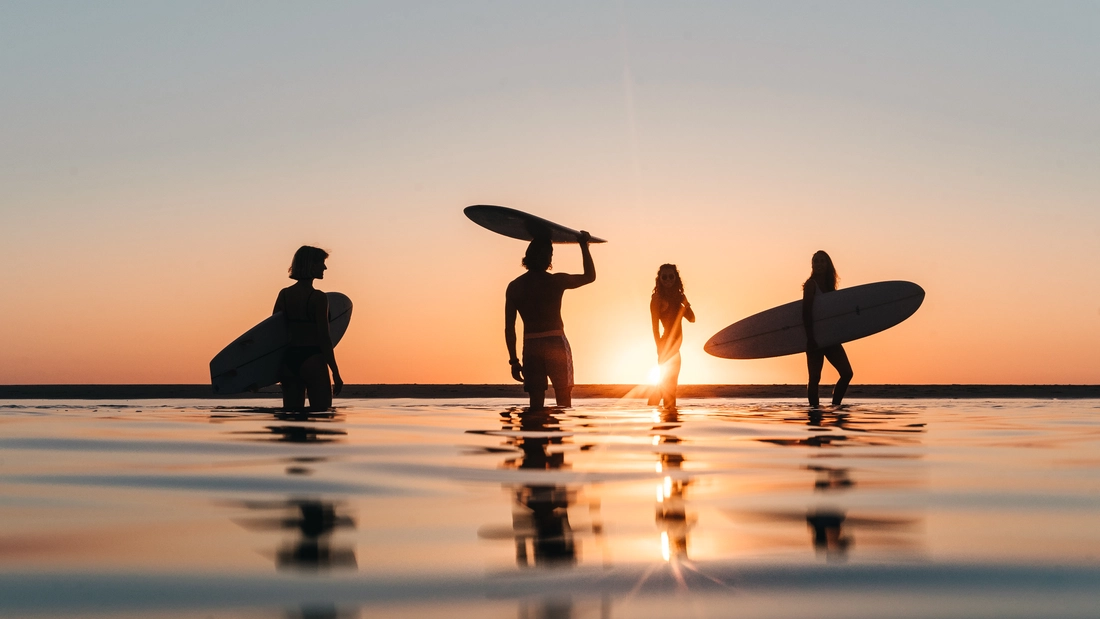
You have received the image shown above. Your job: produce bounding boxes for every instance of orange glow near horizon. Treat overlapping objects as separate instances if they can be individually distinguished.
[1,210,1098,386]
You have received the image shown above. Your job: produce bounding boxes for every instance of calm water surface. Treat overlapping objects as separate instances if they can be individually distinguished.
[1,398,1099,618]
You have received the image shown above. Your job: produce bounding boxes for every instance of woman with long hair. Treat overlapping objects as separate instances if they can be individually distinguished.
[802,250,853,408]
[274,246,343,411]
[650,264,695,409]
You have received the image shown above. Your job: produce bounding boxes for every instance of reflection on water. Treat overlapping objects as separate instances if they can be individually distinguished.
[501,408,578,567]
[653,408,693,563]
[0,398,1099,617]
[807,464,854,491]
[219,408,357,571]
[227,408,349,443]
[235,498,357,571]
[730,507,921,562]
[474,407,602,572]
[806,509,851,558]
[287,604,359,619]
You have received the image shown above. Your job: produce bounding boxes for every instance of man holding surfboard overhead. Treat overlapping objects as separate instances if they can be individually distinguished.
[504,231,595,410]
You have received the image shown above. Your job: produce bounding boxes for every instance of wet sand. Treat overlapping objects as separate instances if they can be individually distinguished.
[0,383,1098,399]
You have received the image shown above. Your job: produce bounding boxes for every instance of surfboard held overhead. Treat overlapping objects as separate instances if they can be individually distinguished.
[464,204,607,243]
[704,281,925,359]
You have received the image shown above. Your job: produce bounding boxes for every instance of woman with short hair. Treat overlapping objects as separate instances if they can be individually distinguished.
[274,246,343,411]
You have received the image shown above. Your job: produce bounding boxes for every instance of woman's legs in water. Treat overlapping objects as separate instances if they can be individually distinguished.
[807,345,854,407]
[823,344,853,405]
[648,355,662,406]
[280,373,307,411]
[806,349,825,408]
[299,354,333,412]
[648,363,661,407]
[660,353,681,409]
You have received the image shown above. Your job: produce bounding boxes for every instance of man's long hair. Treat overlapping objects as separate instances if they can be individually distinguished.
[522,237,553,271]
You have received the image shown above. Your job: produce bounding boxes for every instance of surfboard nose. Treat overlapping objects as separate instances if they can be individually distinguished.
[464,204,607,243]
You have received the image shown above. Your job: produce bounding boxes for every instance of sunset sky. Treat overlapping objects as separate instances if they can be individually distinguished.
[2,2,1098,385]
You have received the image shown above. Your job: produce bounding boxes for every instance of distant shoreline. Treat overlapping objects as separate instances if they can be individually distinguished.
[1,384,1098,400]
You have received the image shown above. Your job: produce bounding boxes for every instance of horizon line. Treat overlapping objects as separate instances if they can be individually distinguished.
[1,384,1098,400]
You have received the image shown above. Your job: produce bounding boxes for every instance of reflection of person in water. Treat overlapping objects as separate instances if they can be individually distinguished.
[806,510,852,560]
[275,500,357,570]
[274,246,343,412]
[235,498,357,571]
[653,408,693,561]
[802,251,853,408]
[505,232,595,410]
[649,264,695,409]
[502,408,576,567]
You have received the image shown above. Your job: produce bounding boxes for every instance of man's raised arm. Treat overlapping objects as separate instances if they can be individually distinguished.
[561,230,596,289]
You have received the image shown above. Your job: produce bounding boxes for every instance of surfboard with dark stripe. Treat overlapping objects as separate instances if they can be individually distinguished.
[464,204,607,244]
[209,292,353,394]
[705,281,924,359]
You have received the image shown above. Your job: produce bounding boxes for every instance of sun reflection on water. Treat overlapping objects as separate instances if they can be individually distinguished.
[3,399,1100,618]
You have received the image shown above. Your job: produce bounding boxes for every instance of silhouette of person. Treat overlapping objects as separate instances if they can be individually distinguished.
[648,264,695,409]
[274,500,357,570]
[806,510,851,560]
[653,408,693,561]
[507,408,576,567]
[505,232,595,410]
[274,246,343,412]
[235,498,356,571]
[802,250,853,408]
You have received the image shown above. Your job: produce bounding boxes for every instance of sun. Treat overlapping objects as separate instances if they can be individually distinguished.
[647,364,661,385]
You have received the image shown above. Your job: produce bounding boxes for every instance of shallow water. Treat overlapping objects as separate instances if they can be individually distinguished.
[1,398,1099,618]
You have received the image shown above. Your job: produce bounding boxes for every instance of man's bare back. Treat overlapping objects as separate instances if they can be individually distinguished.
[504,233,595,409]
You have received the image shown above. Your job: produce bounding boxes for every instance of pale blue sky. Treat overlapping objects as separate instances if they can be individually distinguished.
[2,2,1098,383]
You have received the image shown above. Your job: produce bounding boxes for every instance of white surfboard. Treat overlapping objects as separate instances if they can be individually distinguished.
[209,292,353,394]
[464,205,607,243]
[704,281,924,359]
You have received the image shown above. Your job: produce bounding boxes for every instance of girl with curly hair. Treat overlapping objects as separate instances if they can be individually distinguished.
[650,264,695,409]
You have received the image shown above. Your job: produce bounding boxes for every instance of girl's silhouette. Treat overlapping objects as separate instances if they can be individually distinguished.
[802,251,853,408]
[650,264,695,409]
[274,246,343,411]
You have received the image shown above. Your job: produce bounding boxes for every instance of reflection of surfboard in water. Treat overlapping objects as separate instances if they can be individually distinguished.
[209,292,353,394]
[464,205,607,243]
[705,281,924,359]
